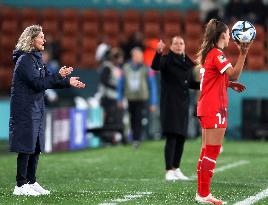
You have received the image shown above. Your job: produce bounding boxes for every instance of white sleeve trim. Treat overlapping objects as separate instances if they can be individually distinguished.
[220,63,232,74]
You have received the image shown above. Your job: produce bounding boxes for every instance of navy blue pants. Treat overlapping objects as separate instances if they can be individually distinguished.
[16,139,41,187]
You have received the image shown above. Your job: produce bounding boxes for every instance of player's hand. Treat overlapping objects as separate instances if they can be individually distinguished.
[235,41,253,55]
[157,40,166,54]
[229,81,246,92]
[59,66,73,78]
[70,77,86,88]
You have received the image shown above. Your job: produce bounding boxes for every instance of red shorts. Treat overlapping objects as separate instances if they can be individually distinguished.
[198,114,228,129]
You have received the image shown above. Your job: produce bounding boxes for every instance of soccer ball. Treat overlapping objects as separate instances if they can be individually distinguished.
[231,21,256,43]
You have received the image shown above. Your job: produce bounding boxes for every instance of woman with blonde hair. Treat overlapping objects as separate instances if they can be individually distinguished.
[195,19,251,204]
[9,25,85,196]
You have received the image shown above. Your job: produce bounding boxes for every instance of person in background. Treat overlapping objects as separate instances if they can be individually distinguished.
[120,32,145,62]
[117,47,157,148]
[98,48,125,140]
[151,36,200,181]
[95,35,111,65]
[9,25,86,196]
[42,50,60,105]
[195,19,251,204]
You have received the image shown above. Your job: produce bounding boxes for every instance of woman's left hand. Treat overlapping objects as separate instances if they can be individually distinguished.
[59,66,74,78]
[229,81,246,92]
[70,77,86,88]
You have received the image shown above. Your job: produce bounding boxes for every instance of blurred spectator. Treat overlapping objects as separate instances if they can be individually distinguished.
[95,35,111,65]
[98,48,124,133]
[246,0,266,25]
[120,32,145,61]
[198,0,224,23]
[224,0,246,24]
[143,38,159,67]
[42,50,59,105]
[225,0,266,25]
[42,50,59,74]
[45,34,60,62]
[117,47,157,148]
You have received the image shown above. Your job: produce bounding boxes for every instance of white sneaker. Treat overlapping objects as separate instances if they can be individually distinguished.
[165,170,179,181]
[13,184,40,196]
[195,193,227,204]
[29,182,50,195]
[174,168,189,180]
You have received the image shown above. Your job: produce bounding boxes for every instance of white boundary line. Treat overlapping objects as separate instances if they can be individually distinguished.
[98,192,152,205]
[189,160,250,180]
[234,187,268,205]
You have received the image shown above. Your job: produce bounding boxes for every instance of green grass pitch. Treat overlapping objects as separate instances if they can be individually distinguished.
[0,139,267,204]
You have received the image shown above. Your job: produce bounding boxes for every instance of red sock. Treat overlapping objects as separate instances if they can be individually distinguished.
[197,148,206,195]
[199,145,221,197]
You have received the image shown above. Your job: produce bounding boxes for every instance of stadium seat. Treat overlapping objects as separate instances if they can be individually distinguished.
[123,22,141,38]
[0,69,12,91]
[102,10,120,23]
[1,20,19,34]
[1,7,20,21]
[102,22,119,36]
[163,10,181,24]
[254,24,265,42]
[0,45,14,67]
[42,20,59,36]
[144,22,161,38]
[81,38,98,52]
[60,52,77,67]
[82,22,99,37]
[122,10,141,38]
[122,10,141,23]
[0,34,17,50]
[60,37,78,52]
[79,51,97,69]
[81,10,100,23]
[248,41,265,56]
[143,10,161,23]
[62,8,80,22]
[62,21,79,36]
[41,8,59,21]
[185,38,200,61]
[185,10,201,24]
[21,19,40,29]
[163,23,182,39]
[247,55,266,70]
[0,34,18,68]
[185,23,203,39]
[107,36,119,47]
[21,8,39,21]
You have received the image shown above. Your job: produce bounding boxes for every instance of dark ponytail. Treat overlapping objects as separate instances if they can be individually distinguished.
[196,19,228,65]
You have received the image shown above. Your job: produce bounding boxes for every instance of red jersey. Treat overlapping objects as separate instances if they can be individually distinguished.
[197,48,232,117]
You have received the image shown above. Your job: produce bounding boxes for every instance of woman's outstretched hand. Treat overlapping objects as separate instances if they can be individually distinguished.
[70,77,86,88]
[229,81,246,93]
[157,40,166,54]
[59,66,74,78]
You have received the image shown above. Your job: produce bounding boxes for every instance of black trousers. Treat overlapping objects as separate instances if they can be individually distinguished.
[164,133,186,170]
[128,100,146,142]
[16,139,41,187]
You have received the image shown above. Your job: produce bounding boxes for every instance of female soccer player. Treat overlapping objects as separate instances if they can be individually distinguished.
[195,19,251,204]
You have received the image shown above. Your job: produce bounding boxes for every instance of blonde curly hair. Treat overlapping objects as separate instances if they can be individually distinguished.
[16,25,42,52]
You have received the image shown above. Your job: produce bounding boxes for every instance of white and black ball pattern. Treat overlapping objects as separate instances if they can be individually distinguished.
[231,21,256,43]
